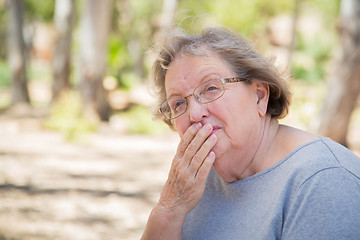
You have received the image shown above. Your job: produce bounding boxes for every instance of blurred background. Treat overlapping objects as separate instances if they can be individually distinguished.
[0,0,359,239]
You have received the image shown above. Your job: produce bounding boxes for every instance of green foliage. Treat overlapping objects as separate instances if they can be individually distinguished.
[108,0,163,89]
[119,72,141,90]
[280,80,327,129]
[109,0,164,83]
[0,2,7,59]
[44,91,98,142]
[118,105,167,135]
[0,61,10,86]
[108,35,139,90]
[292,32,336,82]
[209,0,292,36]
[108,35,131,73]
[24,0,55,22]
[305,0,341,24]
[108,36,143,90]
[177,0,293,36]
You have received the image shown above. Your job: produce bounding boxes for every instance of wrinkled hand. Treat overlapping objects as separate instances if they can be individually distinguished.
[158,123,217,215]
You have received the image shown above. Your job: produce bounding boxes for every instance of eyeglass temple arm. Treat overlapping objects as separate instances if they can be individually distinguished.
[222,77,246,83]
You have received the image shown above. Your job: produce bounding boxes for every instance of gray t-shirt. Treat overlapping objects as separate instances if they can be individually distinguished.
[183,137,360,240]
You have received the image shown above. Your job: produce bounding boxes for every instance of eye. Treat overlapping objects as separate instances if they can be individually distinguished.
[171,99,186,112]
[206,85,220,92]
[201,83,221,95]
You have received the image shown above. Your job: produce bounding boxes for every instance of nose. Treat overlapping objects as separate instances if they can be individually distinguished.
[187,97,209,123]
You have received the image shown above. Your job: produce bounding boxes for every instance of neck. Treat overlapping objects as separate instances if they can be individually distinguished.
[251,117,280,173]
[236,116,280,180]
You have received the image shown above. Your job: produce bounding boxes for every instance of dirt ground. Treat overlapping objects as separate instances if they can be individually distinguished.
[0,106,359,240]
[0,110,179,240]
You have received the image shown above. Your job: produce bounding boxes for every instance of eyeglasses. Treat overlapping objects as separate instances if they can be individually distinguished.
[159,77,247,120]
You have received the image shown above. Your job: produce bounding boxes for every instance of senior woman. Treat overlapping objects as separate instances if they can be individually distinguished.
[141,27,360,240]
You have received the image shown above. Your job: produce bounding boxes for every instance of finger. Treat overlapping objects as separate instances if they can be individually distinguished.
[188,133,217,177]
[195,151,215,180]
[182,124,213,165]
[170,123,203,174]
[175,123,202,157]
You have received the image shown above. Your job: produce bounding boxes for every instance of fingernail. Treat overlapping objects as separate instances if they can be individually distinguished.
[210,134,217,141]
[195,123,202,129]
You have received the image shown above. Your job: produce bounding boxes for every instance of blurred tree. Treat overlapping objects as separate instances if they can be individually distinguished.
[107,0,163,89]
[317,0,360,146]
[177,0,292,36]
[158,0,178,36]
[0,1,7,60]
[24,0,55,22]
[22,0,55,61]
[79,0,112,121]
[287,0,300,75]
[7,0,30,105]
[52,0,75,100]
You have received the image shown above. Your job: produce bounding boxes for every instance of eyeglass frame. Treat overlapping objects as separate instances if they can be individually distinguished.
[158,77,250,120]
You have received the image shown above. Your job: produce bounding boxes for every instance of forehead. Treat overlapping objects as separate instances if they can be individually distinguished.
[165,53,234,96]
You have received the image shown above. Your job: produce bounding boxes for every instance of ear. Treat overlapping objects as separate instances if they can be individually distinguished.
[255,81,269,117]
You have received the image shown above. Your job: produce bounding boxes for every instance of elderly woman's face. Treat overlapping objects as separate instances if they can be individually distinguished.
[165,53,268,181]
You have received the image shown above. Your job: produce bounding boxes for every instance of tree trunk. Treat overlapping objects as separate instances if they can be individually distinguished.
[287,0,300,76]
[317,0,360,147]
[158,0,177,37]
[52,0,75,100]
[7,0,30,105]
[79,0,112,121]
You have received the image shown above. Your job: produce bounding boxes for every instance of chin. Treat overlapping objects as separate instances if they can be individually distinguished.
[211,142,225,163]
[211,156,232,182]
[211,138,233,171]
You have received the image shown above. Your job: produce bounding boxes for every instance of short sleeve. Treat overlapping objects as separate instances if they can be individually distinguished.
[282,167,360,240]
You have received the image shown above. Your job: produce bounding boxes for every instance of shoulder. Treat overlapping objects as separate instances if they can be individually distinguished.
[281,139,360,239]
[266,129,360,195]
[282,136,360,219]
[319,137,360,175]
[282,166,360,239]
[277,125,319,154]
[282,138,359,185]
[291,137,360,180]
[277,125,360,175]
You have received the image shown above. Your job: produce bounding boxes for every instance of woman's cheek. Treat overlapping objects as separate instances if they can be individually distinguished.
[174,119,189,137]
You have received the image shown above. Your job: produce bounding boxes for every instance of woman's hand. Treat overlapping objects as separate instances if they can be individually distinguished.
[141,123,216,240]
[158,122,217,215]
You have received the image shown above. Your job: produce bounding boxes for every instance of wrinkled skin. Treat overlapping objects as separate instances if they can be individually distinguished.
[158,122,217,214]
[141,122,217,240]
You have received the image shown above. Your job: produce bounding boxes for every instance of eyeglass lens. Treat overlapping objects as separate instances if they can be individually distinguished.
[161,79,225,119]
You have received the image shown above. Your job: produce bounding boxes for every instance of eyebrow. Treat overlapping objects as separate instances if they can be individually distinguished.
[166,72,221,99]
